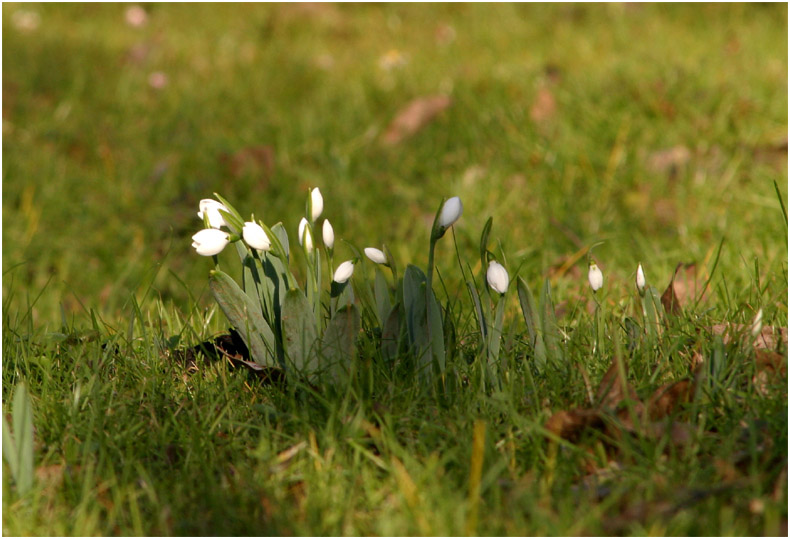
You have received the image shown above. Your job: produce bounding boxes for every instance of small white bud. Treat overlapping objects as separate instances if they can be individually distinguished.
[310,188,324,222]
[437,196,463,229]
[191,228,230,256]
[333,260,355,283]
[486,260,509,295]
[588,262,603,292]
[322,219,334,249]
[242,221,271,251]
[636,263,646,293]
[364,247,387,265]
[298,217,313,253]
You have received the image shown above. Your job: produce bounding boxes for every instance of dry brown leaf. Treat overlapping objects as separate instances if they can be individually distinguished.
[661,262,709,315]
[646,421,695,445]
[754,350,787,395]
[646,380,695,421]
[596,357,638,410]
[709,323,788,351]
[545,408,603,442]
[660,277,682,316]
[529,86,556,125]
[647,145,691,175]
[381,95,451,146]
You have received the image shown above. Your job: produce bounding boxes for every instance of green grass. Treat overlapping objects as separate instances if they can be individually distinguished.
[3,3,787,535]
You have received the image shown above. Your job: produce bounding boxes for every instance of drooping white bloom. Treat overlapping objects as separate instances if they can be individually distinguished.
[191,228,230,256]
[298,217,314,253]
[486,260,509,295]
[333,260,355,283]
[323,219,334,249]
[310,188,324,221]
[197,199,228,229]
[588,262,603,292]
[242,221,271,251]
[636,263,646,294]
[364,247,387,265]
[437,196,463,229]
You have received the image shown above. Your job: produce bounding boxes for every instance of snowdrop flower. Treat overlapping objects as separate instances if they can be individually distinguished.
[486,260,509,295]
[438,196,463,229]
[588,262,603,292]
[636,263,646,295]
[310,188,324,221]
[242,221,270,251]
[298,217,314,253]
[364,247,387,265]
[191,229,229,256]
[333,260,355,283]
[197,199,228,229]
[323,219,334,249]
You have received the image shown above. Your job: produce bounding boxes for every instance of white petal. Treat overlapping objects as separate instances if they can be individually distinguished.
[437,196,463,228]
[486,261,509,294]
[323,219,334,249]
[333,260,355,283]
[310,188,324,221]
[364,247,387,265]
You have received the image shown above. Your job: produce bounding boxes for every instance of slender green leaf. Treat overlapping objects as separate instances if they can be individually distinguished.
[517,277,547,370]
[382,302,403,364]
[322,304,360,381]
[374,269,391,327]
[209,269,278,368]
[282,288,319,375]
[3,383,35,495]
[541,279,561,364]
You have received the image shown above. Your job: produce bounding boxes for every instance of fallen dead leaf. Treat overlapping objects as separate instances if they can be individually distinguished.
[646,379,695,421]
[647,145,691,175]
[596,358,638,411]
[661,262,709,315]
[529,86,556,125]
[708,323,788,351]
[545,408,603,442]
[381,95,452,146]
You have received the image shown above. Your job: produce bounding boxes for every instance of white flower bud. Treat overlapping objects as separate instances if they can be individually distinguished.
[323,219,334,249]
[310,188,324,221]
[636,263,646,293]
[588,262,603,292]
[242,221,271,251]
[298,217,313,253]
[364,247,387,265]
[191,228,229,256]
[437,196,463,229]
[486,260,509,295]
[333,260,355,283]
[197,199,228,229]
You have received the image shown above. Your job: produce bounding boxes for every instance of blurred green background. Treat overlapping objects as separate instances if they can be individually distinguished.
[3,3,787,328]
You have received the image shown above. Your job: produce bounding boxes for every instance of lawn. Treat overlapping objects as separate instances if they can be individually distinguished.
[2,3,788,535]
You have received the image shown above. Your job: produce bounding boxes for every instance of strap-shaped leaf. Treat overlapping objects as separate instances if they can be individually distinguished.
[321,304,360,381]
[517,277,547,370]
[374,269,391,327]
[2,383,34,494]
[381,302,403,364]
[541,279,561,364]
[282,289,319,375]
[209,269,278,368]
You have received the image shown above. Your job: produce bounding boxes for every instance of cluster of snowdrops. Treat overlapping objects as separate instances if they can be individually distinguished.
[190,188,653,387]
